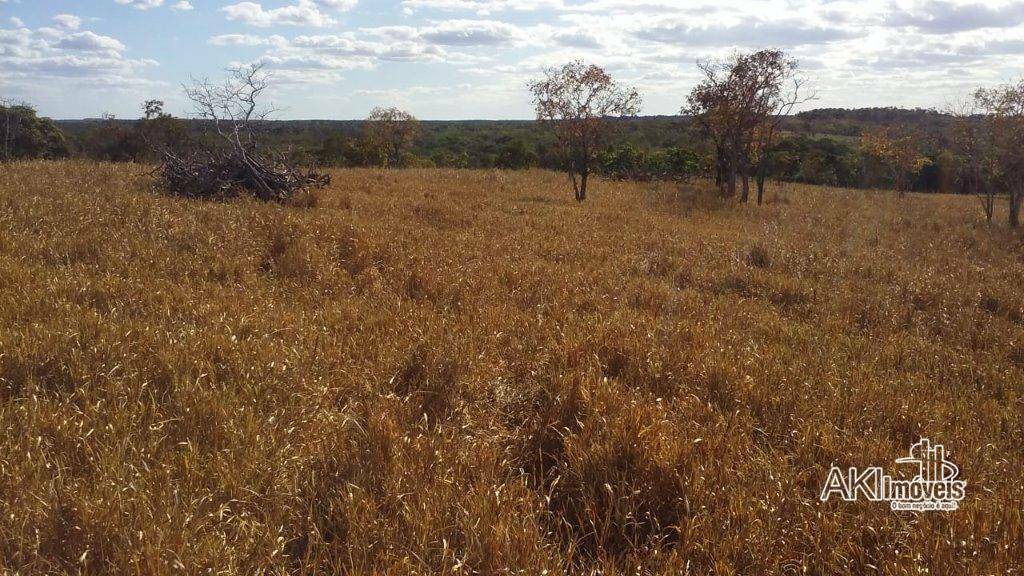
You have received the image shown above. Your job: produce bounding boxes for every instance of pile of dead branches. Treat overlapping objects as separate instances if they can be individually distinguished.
[153,63,329,202]
[156,148,329,202]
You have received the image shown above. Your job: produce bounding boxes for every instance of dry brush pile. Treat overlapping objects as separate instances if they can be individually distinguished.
[155,148,329,202]
[0,161,1022,574]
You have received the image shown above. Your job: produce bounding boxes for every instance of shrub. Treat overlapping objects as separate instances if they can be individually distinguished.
[597,143,702,182]
[0,102,70,162]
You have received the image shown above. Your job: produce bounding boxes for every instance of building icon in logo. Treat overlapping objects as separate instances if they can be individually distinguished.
[820,438,967,511]
[895,438,960,483]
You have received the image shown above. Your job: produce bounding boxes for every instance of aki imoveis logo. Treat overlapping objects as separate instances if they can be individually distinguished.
[820,439,967,511]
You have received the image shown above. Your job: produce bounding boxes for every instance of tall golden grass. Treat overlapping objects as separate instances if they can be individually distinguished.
[0,160,1021,574]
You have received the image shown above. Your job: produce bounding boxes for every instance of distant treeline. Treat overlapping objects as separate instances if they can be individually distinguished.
[1,103,964,193]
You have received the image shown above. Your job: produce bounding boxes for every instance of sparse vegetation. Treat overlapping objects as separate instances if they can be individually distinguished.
[1,162,1021,574]
[44,106,1001,196]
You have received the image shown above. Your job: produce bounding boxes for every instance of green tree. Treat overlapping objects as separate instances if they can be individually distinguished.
[138,99,191,157]
[82,114,148,162]
[363,107,420,168]
[0,100,70,162]
[495,139,538,170]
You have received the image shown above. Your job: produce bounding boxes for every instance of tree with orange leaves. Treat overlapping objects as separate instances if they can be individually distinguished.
[529,61,642,202]
[859,126,931,195]
[687,50,814,204]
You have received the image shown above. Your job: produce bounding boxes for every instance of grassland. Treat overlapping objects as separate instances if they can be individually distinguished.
[0,161,1022,574]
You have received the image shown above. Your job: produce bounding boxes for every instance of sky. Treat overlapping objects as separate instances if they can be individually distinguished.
[1,0,1024,120]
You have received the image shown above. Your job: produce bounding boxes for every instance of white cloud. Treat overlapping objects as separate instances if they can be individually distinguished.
[314,0,358,9]
[635,17,864,47]
[419,19,524,46]
[550,28,603,48]
[211,23,495,85]
[400,0,563,16]
[9,17,25,28]
[354,85,455,97]
[887,1,1024,34]
[115,0,193,10]
[259,52,375,70]
[53,14,82,30]
[0,20,154,89]
[268,68,347,85]
[57,31,126,52]
[222,0,338,27]
[114,0,165,9]
[209,33,277,46]
[291,33,448,61]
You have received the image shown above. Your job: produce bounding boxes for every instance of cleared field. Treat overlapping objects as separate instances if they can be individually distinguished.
[0,161,1022,574]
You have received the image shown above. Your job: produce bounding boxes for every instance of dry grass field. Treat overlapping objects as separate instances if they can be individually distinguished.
[1,160,1022,574]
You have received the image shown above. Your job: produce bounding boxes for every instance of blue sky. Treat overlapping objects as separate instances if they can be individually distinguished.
[2,0,1024,120]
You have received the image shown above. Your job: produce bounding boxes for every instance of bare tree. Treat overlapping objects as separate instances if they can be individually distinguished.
[184,62,277,156]
[363,107,420,168]
[157,63,326,201]
[974,79,1024,227]
[529,61,642,202]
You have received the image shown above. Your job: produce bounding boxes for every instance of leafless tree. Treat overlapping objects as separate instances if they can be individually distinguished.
[158,62,326,201]
[363,107,420,168]
[184,62,278,156]
[974,79,1024,227]
[530,61,642,202]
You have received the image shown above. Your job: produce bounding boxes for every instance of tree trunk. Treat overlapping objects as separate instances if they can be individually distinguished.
[727,149,738,198]
[1011,187,1022,228]
[569,164,581,201]
[740,159,750,203]
[715,145,725,191]
[756,148,770,205]
[569,157,588,202]
[978,176,994,223]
